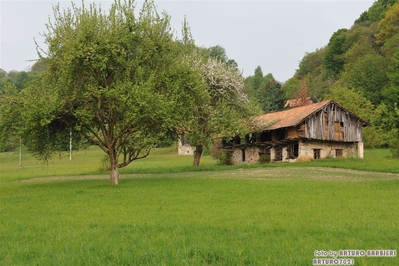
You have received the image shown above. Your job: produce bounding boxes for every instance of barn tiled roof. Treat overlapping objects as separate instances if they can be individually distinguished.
[255,99,366,131]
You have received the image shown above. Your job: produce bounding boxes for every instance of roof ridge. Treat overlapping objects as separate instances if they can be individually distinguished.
[256,99,332,119]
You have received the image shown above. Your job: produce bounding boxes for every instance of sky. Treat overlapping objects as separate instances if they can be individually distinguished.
[0,0,374,82]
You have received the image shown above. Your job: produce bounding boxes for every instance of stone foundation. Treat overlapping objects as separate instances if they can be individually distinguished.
[230,139,358,164]
[231,146,260,164]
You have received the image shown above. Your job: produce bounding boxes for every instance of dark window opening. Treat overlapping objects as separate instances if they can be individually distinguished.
[276,129,285,141]
[313,149,321,159]
[233,136,241,145]
[260,131,272,142]
[259,147,271,156]
[247,133,256,144]
[222,139,233,147]
[287,143,299,159]
[336,149,343,158]
[241,149,246,162]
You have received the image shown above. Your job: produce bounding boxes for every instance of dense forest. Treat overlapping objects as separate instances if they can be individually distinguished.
[1,0,399,157]
[245,0,399,155]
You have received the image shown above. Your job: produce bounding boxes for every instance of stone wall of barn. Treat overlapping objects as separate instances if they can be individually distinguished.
[246,147,260,163]
[231,146,260,164]
[230,139,358,164]
[297,139,356,160]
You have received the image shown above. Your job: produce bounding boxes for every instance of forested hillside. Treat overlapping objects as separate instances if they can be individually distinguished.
[245,0,399,154]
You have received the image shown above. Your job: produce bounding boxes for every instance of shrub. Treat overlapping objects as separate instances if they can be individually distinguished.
[390,139,399,158]
[217,150,233,165]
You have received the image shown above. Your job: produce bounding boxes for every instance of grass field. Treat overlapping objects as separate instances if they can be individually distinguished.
[1,146,399,265]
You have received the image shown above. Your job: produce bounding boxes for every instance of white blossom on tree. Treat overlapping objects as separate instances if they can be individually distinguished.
[182,50,260,166]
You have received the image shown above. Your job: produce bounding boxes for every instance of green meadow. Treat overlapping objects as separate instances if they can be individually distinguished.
[1,146,399,265]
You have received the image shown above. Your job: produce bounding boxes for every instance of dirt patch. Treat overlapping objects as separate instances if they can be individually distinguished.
[17,167,399,183]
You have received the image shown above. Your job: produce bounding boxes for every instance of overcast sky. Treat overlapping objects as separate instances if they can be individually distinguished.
[1,0,374,82]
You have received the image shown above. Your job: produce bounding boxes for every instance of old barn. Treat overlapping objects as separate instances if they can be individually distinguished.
[221,100,368,164]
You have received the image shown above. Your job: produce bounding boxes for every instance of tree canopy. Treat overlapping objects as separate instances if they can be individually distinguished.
[12,0,189,185]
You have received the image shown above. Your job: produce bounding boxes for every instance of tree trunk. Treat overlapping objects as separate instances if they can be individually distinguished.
[110,163,119,185]
[109,151,119,185]
[193,145,203,166]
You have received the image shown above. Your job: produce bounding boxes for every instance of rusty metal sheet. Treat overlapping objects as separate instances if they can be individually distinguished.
[255,100,333,130]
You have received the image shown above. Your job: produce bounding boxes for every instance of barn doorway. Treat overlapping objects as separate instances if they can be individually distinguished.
[313,149,321,159]
[275,146,283,161]
[287,142,299,159]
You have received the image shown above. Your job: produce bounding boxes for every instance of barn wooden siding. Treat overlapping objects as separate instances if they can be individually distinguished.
[304,102,363,142]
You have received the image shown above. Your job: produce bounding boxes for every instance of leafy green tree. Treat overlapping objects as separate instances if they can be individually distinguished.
[296,49,326,79]
[256,74,285,113]
[324,87,381,147]
[323,29,348,79]
[244,65,265,100]
[376,1,399,45]
[206,45,238,69]
[252,66,264,91]
[281,77,300,99]
[388,105,399,157]
[368,1,386,22]
[6,71,32,92]
[381,32,399,58]
[343,36,377,71]
[207,45,228,62]
[0,69,7,94]
[305,73,336,102]
[0,81,21,152]
[17,0,187,185]
[294,48,335,101]
[355,11,370,24]
[348,53,388,105]
[374,103,399,151]
[183,51,259,166]
[0,69,6,79]
[243,77,256,99]
[356,0,398,23]
[383,47,399,107]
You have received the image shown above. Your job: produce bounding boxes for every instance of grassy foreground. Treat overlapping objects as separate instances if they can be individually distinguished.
[1,147,399,265]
